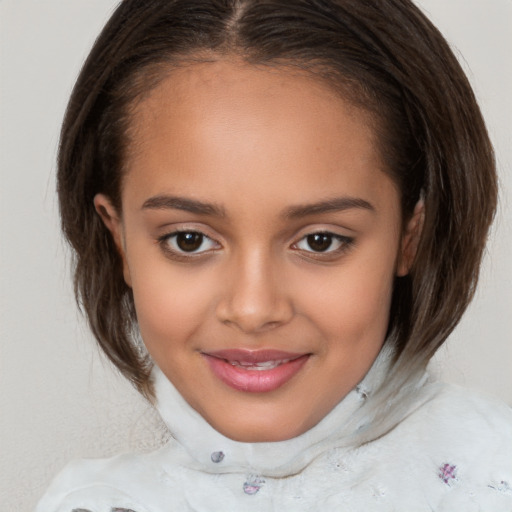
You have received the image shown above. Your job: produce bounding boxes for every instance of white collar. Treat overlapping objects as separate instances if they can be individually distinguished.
[153,346,424,477]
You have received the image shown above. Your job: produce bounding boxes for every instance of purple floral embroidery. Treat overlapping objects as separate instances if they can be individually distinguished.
[243,474,265,495]
[211,450,225,463]
[438,463,457,484]
[489,480,512,495]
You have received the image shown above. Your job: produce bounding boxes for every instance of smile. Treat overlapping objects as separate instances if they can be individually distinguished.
[228,359,293,370]
[202,349,310,393]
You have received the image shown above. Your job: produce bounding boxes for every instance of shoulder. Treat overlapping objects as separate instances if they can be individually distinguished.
[390,381,512,508]
[412,381,512,448]
[35,454,156,512]
[402,381,512,461]
[354,381,512,509]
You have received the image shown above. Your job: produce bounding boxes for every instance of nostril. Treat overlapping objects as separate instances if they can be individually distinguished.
[216,303,294,334]
[214,264,294,333]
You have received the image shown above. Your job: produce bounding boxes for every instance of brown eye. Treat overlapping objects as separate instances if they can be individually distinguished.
[306,233,333,252]
[176,232,204,252]
[161,231,219,255]
[294,232,354,255]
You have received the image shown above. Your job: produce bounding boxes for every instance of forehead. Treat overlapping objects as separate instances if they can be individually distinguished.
[123,59,396,215]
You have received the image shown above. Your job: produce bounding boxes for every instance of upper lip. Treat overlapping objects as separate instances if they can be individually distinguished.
[202,349,307,364]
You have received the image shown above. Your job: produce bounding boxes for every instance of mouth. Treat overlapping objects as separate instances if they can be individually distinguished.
[201,349,310,393]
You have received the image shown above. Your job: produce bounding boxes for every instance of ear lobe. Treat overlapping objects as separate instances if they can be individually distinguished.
[397,199,425,277]
[93,194,132,287]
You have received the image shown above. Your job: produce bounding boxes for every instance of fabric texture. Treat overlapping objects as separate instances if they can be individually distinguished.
[36,349,512,511]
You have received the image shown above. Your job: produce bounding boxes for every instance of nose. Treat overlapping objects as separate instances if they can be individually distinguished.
[215,251,294,334]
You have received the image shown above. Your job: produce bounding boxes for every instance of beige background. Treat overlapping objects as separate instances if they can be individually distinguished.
[1,1,511,509]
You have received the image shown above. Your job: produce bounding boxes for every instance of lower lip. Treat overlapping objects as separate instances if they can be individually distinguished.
[203,354,310,393]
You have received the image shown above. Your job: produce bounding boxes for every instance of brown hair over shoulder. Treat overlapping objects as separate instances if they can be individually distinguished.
[58,0,496,400]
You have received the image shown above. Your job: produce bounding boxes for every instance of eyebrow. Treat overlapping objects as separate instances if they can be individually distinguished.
[142,195,226,217]
[141,194,374,219]
[283,197,375,218]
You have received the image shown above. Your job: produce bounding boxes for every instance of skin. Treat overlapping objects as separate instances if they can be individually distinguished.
[96,60,422,442]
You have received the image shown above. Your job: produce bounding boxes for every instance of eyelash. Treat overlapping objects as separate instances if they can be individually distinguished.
[157,230,354,261]
[157,230,220,260]
[292,232,354,258]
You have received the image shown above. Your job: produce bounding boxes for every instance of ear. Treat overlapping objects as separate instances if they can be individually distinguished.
[396,198,424,277]
[93,194,132,287]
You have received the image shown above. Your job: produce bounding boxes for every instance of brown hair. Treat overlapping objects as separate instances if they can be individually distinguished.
[58,0,496,400]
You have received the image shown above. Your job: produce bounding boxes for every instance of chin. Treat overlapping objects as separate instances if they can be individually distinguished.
[210,412,312,443]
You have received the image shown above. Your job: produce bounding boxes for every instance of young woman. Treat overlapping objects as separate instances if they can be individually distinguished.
[37,1,512,510]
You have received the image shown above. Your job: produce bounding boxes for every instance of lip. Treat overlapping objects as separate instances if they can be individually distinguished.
[202,349,310,393]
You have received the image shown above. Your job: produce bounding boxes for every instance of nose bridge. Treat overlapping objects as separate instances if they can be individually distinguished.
[216,245,293,333]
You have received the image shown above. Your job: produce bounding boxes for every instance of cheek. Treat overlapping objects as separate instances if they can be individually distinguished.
[295,255,396,344]
[129,263,214,354]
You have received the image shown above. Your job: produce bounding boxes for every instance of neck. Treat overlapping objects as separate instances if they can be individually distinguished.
[152,345,429,477]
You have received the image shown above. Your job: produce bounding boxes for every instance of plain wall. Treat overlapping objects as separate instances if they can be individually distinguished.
[0,1,510,509]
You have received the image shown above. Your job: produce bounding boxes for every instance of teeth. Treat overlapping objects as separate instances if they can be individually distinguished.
[229,359,291,370]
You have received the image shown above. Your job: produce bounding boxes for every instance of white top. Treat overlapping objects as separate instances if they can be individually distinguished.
[36,350,512,512]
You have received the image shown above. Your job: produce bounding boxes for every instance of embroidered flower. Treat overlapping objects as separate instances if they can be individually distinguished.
[489,480,512,495]
[243,474,265,495]
[438,463,457,485]
[355,385,369,400]
[371,484,387,498]
[326,449,350,473]
[211,450,225,463]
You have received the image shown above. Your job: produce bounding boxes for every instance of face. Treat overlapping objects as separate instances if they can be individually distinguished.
[96,60,417,442]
